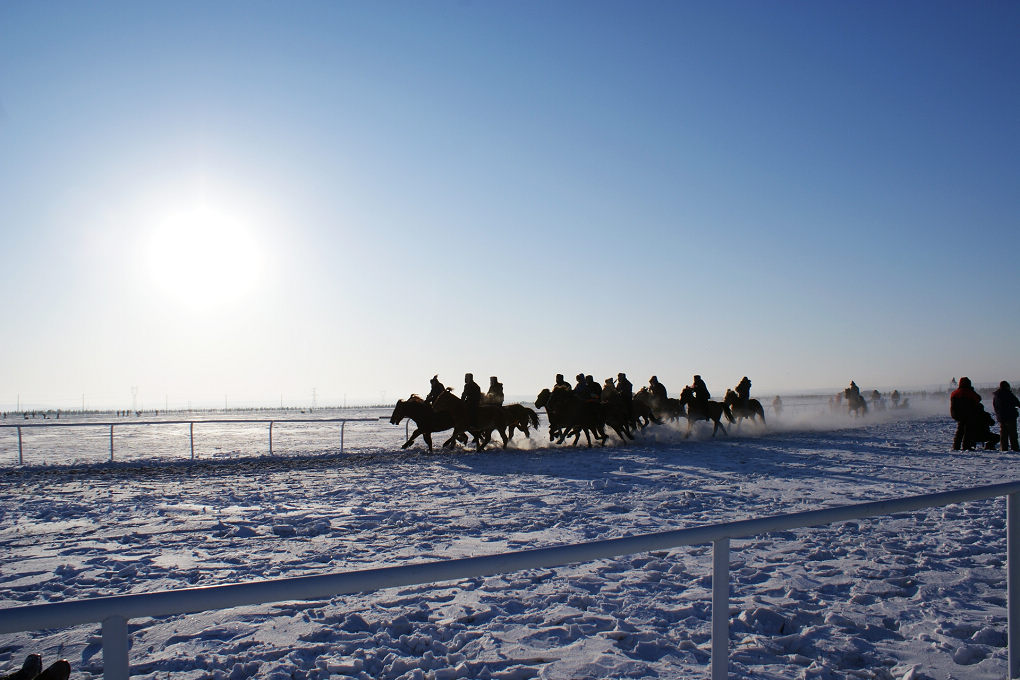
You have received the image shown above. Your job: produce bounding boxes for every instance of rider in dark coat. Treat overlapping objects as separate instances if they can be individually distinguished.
[950,376,982,450]
[483,376,504,406]
[573,373,591,400]
[425,375,445,405]
[586,375,602,400]
[554,374,571,392]
[993,380,1020,452]
[462,373,482,426]
[649,376,667,405]
[691,375,711,408]
[617,373,634,417]
[735,376,751,408]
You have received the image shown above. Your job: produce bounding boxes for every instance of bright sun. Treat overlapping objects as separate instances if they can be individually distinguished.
[146,204,262,308]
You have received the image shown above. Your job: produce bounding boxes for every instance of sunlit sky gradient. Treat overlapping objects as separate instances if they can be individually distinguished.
[1,1,1018,409]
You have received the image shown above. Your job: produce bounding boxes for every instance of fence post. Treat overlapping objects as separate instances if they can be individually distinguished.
[17,426,23,465]
[712,537,730,680]
[269,421,274,456]
[189,422,194,460]
[1009,493,1019,678]
[340,421,346,453]
[101,614,130,680]
[109,425,114,462]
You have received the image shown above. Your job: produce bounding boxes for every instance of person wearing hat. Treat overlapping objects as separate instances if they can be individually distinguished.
[950,377,982,450]
[690,374,711,409]
[461,373,481,428]
[617,373,634,418]
[483,376,504,406]
[554,373,571,392]
[735,376,752,409]
[649,376,668,405]
[993,381,1020,452]
[573,373,591,400]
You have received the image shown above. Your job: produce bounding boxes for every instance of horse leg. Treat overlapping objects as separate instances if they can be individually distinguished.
[498,426,509,448]
[423,431,433,452]
[402,428,422,449]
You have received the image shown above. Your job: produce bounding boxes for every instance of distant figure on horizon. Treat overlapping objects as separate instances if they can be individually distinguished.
[950,377,982,450]
[993,380,1020,452]
[891,390,901,408]
[772,395,783,417]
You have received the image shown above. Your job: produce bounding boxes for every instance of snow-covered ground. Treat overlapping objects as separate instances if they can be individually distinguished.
[2,394,1017,680]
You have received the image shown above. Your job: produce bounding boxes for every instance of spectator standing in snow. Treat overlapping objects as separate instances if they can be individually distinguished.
[950,377,982,450]
[993,380,1020,452]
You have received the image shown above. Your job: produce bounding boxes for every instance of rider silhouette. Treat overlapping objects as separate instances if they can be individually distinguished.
[425,375,445,405]
[483,376,504,406]
[735,376,751,408]
[649,376,667,405]
[461,373,481,426]
[691,374,711,408]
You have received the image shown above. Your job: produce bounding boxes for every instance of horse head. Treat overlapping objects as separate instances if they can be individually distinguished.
[535,388,551,409]
[390,399,407,424]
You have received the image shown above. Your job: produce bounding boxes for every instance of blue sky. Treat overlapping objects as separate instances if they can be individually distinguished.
[1,1,1017,409]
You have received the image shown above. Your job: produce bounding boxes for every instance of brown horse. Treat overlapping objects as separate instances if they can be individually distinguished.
[844,388,868,417]
[634,387,684,423]
[535,388,605,447]
[431,389,509,450]
[722,389,766,429]
[504,403,540,440]
[389,395,463,452]
[678,386,734,437]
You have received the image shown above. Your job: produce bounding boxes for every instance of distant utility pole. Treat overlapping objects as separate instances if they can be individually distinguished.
[312,387,317,410]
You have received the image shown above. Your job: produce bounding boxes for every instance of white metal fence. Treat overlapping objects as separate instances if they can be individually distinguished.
[2,481,1019,679]
[0,417,383,464]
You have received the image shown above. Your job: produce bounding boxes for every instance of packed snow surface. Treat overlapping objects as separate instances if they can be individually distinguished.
[1,395,1017,679]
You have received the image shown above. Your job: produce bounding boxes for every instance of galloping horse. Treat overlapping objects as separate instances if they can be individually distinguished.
[844,388,868,417]
[432,389,509,450]
[722,389,766,429]
[504,403,540,440]
[678,386,735,437]
[535,388,605,447]
[634,387,684,423]
[389,396,463,452]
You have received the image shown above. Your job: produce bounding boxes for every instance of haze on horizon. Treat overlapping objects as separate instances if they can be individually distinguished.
[1,1,1018,411]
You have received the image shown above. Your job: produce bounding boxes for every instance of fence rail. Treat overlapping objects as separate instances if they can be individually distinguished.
[2,481,1020,679]
[0,418,382,464]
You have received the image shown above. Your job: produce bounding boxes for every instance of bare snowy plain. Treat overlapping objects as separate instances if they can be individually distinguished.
[1,393,1018,680]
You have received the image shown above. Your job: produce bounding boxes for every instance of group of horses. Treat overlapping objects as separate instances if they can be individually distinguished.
[389,377,769,452]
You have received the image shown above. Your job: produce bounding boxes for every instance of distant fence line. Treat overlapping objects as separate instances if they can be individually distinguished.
[0,418,390,465]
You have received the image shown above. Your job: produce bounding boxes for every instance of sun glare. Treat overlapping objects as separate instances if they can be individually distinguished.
[146,204,262,308]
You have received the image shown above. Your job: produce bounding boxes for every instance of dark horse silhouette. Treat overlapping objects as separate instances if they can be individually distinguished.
[844,388,868,417]
[722,389,766,429]
[390,395,464,452]
[535,388,605,447]
[634,387,684,423]
[504,403,540,440]
[678,386,735,437]
[431,389,509,450]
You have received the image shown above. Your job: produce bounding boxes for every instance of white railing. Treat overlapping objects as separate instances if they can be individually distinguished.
[0,417,382,464]
[2,481,1019,680]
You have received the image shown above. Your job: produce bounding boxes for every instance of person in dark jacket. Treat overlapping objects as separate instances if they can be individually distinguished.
[461,373,481,427]
[586,375,602,400]
[649,376,668,404]
[993,380,1020,452]
[617,373,633,418]
[482,376,504,406]
[735,376,752,408]
[950,376,982,450]
[573,373,591,400]
[690,374,711,409]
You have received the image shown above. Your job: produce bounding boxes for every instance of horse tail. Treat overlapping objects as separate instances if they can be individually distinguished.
[722,403,735,423]
[527,407,539,429]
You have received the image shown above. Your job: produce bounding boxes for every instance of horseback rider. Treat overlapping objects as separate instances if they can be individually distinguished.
[425,375,445,406]
[586,375,602,400]
[649,376,667,406]
[573,373,591,400]
[554,373,571,392]
[847,380,861,399]
[461,373,482,427]
[690,374,711,409]
[602,377,619,403]
[735,376,751,409]
[617,372,633,418]
[482,376,504,406]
